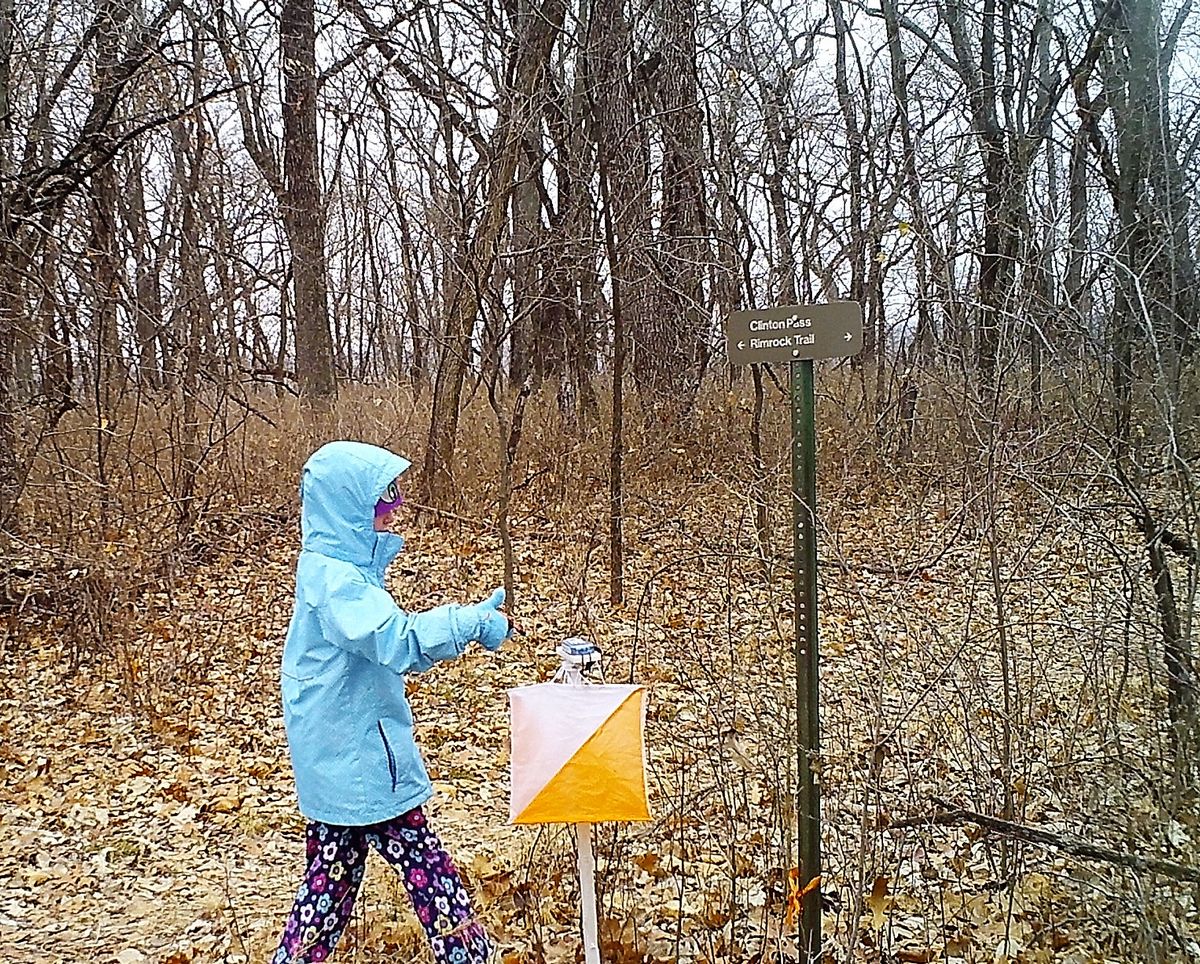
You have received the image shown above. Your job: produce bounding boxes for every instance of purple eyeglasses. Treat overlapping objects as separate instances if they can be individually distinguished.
[374,480,404,518]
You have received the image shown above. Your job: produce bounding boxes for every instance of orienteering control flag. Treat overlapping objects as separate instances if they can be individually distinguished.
[508,683,651,824]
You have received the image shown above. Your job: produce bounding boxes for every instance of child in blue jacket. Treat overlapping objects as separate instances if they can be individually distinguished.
[271,440,510,964]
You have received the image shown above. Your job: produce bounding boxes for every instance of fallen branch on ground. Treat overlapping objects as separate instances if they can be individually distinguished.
[888,799,1200,884]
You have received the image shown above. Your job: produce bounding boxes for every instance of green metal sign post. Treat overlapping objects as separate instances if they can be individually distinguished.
[726,301,864,963]
[791,357,822,961]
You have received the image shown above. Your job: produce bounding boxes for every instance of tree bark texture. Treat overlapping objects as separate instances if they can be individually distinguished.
[122,148,165,387]
[0,243,16,526]
[281,0,336,398]
[1109,0,1196,459]
[1139,509,1197,758]
[88,0,134,497]
[0,0,17,522]
[586,0,649,393]
[648,0,706,405]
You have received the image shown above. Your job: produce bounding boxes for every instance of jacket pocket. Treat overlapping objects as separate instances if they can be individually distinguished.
[377,721,398,793]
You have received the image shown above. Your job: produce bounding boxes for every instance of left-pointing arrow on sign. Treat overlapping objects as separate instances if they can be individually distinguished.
[738,340,745,350]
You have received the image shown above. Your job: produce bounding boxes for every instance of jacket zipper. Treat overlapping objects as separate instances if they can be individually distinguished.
[377,721,398,793]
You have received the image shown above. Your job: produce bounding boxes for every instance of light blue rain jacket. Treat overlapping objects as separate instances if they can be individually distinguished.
[281,440,496,826]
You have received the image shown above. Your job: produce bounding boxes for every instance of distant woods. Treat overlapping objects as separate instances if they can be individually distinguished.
[0,0,1196,463]
[0,0,1196,704]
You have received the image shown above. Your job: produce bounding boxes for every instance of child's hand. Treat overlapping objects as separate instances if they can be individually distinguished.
[475,587,511,651]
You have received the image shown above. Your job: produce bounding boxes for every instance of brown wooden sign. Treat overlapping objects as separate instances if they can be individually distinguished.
[726,301,864,365]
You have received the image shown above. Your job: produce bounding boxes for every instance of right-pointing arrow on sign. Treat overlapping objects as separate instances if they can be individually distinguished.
[843,332,852,342]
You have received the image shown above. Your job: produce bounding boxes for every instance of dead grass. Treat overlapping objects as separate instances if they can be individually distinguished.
[1,366,1197,962]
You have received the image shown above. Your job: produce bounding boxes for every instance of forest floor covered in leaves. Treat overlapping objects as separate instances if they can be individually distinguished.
[2,442,1198,964]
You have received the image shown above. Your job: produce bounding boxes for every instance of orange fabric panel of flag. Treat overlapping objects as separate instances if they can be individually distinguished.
[508,683,651,825]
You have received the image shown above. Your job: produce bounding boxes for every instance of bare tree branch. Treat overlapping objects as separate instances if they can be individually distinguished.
[891,802,1200,884]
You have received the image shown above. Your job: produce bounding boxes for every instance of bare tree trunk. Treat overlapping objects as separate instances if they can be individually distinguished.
[88,0,134,503]
[0,0,9,201]
[361,176,388,380]
[1110,5,1148,462]
[510,145,543,386]
[650,0,706,408]
[830,0,869,358]
[599,142,625,606]
[1024,0,1058,424]
[585,0,651,602]
[169,31,207,535]
[0,248,16,525]
[881,0,938,450]
[277,275,292,392]
[587,0,648,389]
[710,76,744,380]
[123,146,164,387]
[976,134,1014,385]
[1139,509,1197,765]
[37,222,73,409]
[207,176,244,383]
[1106,0,1198,761]
[394,206,425,390]
[763,87,798,305]
[1064,121,1091,326]
[0,0,18,520]
[423,72,470,505]
[281,0,335,398]
[548,6,599,423]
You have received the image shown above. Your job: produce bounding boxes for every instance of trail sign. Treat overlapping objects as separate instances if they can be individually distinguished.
[726,301,863,366]
[724,301,864,963]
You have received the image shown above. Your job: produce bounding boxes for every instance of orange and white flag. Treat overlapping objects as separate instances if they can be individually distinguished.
[508,683,651,824]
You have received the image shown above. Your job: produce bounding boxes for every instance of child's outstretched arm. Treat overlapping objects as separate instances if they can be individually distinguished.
[318,573,510,675]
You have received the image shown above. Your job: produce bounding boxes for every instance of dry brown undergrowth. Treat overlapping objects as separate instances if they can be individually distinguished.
[1,372,1197,963]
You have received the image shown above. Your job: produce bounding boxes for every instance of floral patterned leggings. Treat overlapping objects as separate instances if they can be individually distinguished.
[271,807,491,964]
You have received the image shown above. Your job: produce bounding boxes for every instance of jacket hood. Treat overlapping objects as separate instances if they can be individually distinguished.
[300,441,412,568]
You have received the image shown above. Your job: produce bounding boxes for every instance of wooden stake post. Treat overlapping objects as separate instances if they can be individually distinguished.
[726,302,864,962]
[554,639,604,964]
